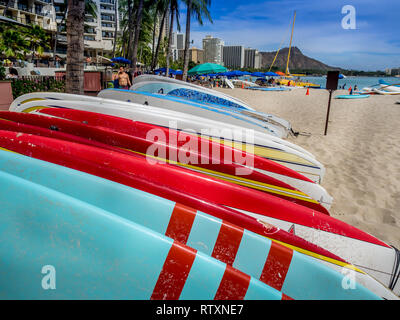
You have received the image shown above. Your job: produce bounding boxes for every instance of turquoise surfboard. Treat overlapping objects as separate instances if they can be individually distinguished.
[0,150,381,300]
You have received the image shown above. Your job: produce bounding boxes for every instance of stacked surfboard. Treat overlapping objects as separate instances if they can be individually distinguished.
[1,76,399,300]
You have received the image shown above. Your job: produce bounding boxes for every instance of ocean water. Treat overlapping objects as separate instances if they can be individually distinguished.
[299,76,400,89]
[239,76,400,90]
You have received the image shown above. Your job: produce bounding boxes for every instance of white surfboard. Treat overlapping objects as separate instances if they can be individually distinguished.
[98,88,287,138]
[9,93,326,183]
[239,208,400,297]
[132,74,255,110]
[129,81,292,132]
[225,78,234,89]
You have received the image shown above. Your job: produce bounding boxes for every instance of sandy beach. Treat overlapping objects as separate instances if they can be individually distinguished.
[215,86,400,248]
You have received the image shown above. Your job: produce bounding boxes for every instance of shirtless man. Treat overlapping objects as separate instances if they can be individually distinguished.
[117,67,131,89]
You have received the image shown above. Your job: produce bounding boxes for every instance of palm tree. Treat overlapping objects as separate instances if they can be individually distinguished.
[182,0,212,81]
[53,0,97,59]
[27,24,50,60]
[0,27,30,59]
[66,0,85,94]
[150,0,168,71]
[131,0,145,70]
[165,0,180,77]
[112,0,119,56]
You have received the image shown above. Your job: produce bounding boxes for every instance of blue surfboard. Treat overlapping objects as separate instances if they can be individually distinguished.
[0,150,381,300]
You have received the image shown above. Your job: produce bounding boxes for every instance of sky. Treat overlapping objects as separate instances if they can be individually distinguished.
[179,0,400,71]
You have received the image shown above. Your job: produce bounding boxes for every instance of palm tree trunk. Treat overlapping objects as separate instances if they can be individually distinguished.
[182,0,192,81]
[165,5,175,77]
[151,12,157,67]
[66,0,85,94]
[151,7,167,70]
[2,0,13,17]
[53,4,67,64]
[112,0,118,57]
[131,0,144,70]
[126,0,133,59]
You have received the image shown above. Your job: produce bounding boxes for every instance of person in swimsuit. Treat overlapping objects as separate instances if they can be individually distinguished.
[117,67,131,89]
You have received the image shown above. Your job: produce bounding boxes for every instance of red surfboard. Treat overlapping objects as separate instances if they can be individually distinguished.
[33,107,314,183]
[0,129,346,265]
[0,111,329,214]
[0,130,387,251]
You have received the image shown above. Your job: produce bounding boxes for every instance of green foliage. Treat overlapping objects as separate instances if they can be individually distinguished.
[0,27,30,59]
[11,78,65,99]
[169,58,197,71]
[0,65,6,81]
[0,24,49,59]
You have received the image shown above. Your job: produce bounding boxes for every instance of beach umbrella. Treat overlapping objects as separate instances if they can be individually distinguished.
[264,71,279,77]
[241,71,252,76]
[232,70,245,76]
[188,63,227,75]
[251,72,265,77]
[154,67,179,75]
[111,57,132,64]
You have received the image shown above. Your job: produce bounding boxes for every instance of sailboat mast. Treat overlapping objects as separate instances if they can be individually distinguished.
[286,11,297,75]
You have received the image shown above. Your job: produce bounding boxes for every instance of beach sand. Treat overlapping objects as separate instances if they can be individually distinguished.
[215,86,400,248]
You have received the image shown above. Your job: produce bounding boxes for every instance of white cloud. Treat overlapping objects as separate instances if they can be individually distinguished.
[181,0,400,70]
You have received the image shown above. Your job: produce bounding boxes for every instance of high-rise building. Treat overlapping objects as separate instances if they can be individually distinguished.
[244,48,261,69]
[0,0,120,62]
[202,35,224,65]
[223,46,245,69]
[176,33,185,50]
[0,0,57,31]
[169,32,185,61]
[178,47,204,64]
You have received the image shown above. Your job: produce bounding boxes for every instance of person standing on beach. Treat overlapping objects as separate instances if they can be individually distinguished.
[349,86,353,95]
[117,67,131,89]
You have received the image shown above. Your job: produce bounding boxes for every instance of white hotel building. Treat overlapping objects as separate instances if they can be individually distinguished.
[0,0,120,62]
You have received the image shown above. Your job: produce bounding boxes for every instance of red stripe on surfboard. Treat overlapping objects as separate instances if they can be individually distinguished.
[260,242,293,291]
[165,203,197,245]
[151,241,197,300]
[212,221,244,266]
[282,293,294,300]
[214,265,250,300]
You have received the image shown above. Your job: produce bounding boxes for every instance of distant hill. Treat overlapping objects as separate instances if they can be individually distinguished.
[259,47,342,72]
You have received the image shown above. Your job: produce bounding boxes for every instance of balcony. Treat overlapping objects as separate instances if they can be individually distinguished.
[84,35,96,41]
[100,0,115,4]
[101,15,114,22]
[85,27,97,35]
[17,4,33,13]
[102,32,114,39]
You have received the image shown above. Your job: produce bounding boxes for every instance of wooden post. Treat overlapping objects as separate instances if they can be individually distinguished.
[324,89,333,135]
[324,71,339,135]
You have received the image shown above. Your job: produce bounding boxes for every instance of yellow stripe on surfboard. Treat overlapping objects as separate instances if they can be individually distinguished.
[19,103,319,178]
[131,150,319,205]
[19,98,48,104]
[267,235,365,274]
[21,106,49,113]
[0,147,16,154]
[200,135,317,167]
[18,100,316,167]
